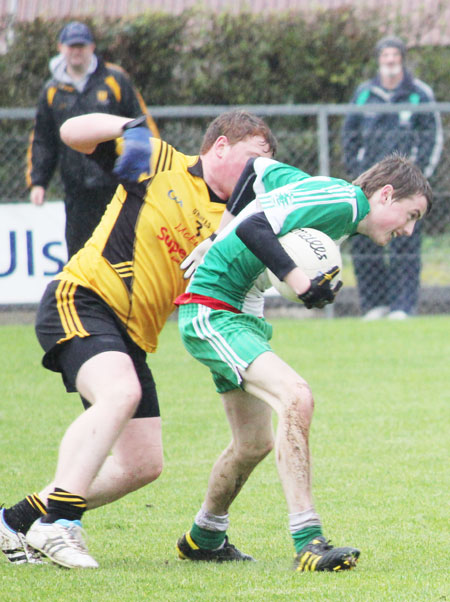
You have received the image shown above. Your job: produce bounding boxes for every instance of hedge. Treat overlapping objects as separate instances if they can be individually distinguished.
[0,7,449,108]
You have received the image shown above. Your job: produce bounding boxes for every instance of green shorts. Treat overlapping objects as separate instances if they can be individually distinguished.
[178,303,273,393]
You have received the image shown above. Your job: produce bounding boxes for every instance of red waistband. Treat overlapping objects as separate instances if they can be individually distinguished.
[174,292,242,314]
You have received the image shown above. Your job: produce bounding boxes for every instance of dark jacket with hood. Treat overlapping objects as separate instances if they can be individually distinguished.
[26,53,159,256]
[342,70,442,179]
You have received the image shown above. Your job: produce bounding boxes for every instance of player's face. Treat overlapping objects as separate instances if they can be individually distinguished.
[220,135,273,198]
[369,192,427,246]
[58,42,95,73]
[378,47,403,79]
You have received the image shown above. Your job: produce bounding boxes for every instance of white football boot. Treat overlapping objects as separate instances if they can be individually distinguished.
[26,518,98,568]
[0,508,44,564]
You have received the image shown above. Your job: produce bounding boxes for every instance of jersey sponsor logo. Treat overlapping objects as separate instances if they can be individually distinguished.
[192,208,212,231]
[157,226,188,263]
[168,189,183,206]
[174,222,199,244]
[166,191,212,237]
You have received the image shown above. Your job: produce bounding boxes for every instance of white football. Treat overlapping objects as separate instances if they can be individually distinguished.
[267,228,342,304]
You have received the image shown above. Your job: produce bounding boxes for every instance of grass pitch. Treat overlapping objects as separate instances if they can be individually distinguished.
[0,316,449,601]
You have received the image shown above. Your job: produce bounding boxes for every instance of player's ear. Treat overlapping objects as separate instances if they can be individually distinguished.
[213,135,229,159]
[380,184,394,204]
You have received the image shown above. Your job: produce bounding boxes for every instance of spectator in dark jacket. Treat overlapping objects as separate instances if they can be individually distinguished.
[26,21,160,258]
[342,35,442,320]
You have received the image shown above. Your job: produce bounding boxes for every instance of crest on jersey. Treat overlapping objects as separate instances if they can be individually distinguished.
[97,90,108,103]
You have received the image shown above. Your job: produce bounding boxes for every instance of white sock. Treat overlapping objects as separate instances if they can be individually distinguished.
[288,508,321,534]
[195,504,229,532]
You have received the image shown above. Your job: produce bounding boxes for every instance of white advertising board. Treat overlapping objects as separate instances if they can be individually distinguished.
[0,201,280,306]
[0,202,67,304]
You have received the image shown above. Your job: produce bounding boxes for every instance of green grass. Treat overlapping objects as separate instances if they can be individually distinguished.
[1,317,449,601]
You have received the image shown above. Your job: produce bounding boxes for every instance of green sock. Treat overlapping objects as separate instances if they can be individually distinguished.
[292,526,323,554]
[190,522,226,550]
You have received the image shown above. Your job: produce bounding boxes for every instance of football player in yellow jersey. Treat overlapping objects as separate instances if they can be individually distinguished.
[0,111,276,569]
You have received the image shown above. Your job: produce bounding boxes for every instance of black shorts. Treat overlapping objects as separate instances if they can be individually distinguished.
[35,280,159,419]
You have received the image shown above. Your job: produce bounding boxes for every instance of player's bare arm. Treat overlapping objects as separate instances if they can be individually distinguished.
[283,267,313,296]
[60,113,134,154]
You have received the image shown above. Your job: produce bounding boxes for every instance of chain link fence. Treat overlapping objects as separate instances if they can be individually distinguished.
[1,103,449,316]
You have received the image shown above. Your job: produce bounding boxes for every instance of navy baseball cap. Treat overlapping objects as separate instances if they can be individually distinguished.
[59,22,94,46]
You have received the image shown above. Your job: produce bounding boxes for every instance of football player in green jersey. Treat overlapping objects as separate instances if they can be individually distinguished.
[176,153,432,571]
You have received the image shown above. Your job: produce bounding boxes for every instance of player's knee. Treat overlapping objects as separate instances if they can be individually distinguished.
[281,382,314,423]
[122,450,163,489]
[143,446,164,482]
[100,382,142,418]
[234,436,274,467]
[119,388,142,417]
[136,455,164,486]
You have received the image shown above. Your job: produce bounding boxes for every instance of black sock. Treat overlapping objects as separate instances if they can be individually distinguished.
[40,488,87,523]
[3,493,47,534]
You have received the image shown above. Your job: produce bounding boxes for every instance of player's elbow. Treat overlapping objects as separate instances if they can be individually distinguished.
[60,118,96,154]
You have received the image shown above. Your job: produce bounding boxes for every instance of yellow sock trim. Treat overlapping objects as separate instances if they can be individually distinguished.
[48,490,87,509]
[27,493,47,515]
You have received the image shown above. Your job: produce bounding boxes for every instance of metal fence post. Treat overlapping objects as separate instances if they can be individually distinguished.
[317,106,330,177]
[316,106,335,318]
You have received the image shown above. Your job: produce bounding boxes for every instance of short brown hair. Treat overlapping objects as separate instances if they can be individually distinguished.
[353,153,433,214]
[200,110,277,156]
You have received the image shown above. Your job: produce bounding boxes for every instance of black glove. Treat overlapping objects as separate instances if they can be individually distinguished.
[298,265,342,309]
[112,116,151,183]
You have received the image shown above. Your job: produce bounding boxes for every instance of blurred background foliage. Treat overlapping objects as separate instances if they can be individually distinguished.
[0,7,449,107]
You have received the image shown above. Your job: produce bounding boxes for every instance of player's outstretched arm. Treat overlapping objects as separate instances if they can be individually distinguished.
[60,113,135,154]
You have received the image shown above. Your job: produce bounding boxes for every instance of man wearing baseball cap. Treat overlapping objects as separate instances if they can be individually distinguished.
[342,35,442,321]
[26,21,159,258]
[55,22,96,91]
[59,21,95,45]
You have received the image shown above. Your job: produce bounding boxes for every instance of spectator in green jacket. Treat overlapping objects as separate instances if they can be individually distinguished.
[342,36,442,320]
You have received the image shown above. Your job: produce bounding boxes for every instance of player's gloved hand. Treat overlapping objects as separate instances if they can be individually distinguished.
[113,116,151,183]
[180,233,217,279]
[298,265,342,309]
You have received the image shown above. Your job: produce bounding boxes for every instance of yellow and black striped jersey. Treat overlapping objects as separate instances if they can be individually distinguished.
[56,137,227,352]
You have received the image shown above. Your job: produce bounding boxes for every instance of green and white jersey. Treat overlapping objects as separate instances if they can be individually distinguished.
[188,158,370,316]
